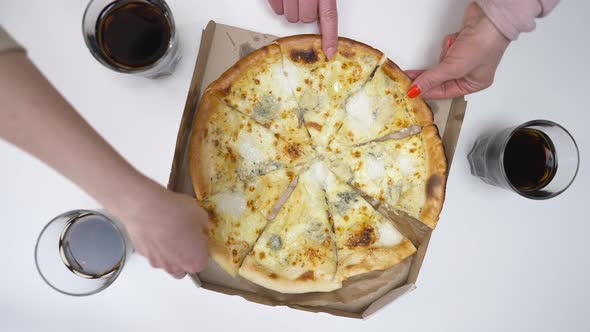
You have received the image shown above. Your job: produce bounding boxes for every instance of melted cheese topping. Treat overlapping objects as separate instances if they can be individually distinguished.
[242,166,336,282]
[344,89,374,132]
[374,222,404,247]
[211,191,246,219]
[331,65,416,149]
[218,46,311,149]
[327,134,428,219]
[365,155,386,180]
[237,131,267,164]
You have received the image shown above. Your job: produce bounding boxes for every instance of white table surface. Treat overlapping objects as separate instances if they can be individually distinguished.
[1,1,589,331]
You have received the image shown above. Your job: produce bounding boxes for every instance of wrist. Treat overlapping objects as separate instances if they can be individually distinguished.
[99,170,164,225]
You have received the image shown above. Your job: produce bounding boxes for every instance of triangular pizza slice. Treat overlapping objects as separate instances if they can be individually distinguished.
[318,162,416,282]
[276,35,384,152]
[190,93,312,200]
[330,59,433,151]
[206,43,313,155]
[202,167,299,276]
[239,164,340,293]
[326,125,447,229]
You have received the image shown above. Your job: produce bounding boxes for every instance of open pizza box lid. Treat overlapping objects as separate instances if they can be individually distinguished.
[168,21,467,319]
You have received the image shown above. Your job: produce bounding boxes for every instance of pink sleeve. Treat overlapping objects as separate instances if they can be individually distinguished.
[476,0,560,40]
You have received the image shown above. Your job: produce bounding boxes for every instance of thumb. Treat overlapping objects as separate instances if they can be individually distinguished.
[407,62,462,98]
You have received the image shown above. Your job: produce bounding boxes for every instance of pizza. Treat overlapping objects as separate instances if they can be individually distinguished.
[190,35,447,293]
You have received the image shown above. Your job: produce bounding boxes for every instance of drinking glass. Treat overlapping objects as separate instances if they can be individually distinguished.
[34,209,133,296]
[467,120,579,199]
[82,0,181,78]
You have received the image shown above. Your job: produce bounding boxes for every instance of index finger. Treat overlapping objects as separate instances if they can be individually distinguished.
[318,0,338,59]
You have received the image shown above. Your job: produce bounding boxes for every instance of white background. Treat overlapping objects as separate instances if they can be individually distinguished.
[1,0,589,331]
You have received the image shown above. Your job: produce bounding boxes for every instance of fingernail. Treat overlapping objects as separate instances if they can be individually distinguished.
[407,84,421,98]
[447,37,454,48]
[326,47,336,59]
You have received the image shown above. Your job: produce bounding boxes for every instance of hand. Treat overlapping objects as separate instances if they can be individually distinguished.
[114,181,209,279]
[0,43,209,280]
[268,0,338,58]
[406,3,510,99]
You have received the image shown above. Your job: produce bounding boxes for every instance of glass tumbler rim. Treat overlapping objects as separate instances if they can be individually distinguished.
[34,209,129,296]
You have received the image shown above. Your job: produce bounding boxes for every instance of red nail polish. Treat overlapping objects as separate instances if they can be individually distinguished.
[407,85,421,98]
[447,37,454,48]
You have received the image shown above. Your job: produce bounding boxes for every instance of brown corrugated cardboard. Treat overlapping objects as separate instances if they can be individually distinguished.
[168,21,467,319]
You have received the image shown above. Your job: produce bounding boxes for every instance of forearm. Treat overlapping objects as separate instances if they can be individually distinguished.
[0,52,155,215]
[476,0,560,40]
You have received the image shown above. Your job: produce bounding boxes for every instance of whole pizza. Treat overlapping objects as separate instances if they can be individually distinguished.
[189,35,447,294]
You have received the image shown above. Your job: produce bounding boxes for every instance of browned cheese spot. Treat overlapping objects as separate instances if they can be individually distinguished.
[345,226,376,248]
[351,150,361,158]
[339,49,355,58]
[253,78,260,85]
[226,147,237,163]
[269,273,278,279]
[232,249,238,256]
[290,48,319,64]
[304,248,321,263]
[306,122,323,131]
[296,270,315,281]
[259,251,265,259]
[285,145,301,160]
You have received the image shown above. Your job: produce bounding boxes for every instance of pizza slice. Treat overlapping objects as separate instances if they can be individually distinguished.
[202,167,299,276]
[305,162,417,282]
[190,93,312,200]
[330,59,433,150]
[326,125,447,229]
[206,44,313,154]
[276,35,385,151]
[239,163,340,293]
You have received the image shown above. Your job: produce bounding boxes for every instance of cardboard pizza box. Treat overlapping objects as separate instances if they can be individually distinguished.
[167,21,467,319]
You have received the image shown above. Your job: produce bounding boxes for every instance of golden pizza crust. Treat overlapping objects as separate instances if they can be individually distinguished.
[190,92,224,201]
[337,239,416,282]
[380,59,433,126]
[275,34,384,63]
[419,125,448,229]
[205,44,280,97]
[239,255,342,294]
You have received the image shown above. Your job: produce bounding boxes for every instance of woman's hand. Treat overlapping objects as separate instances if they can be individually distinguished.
[116,181,209,279]
[268,0,338,58]
[406,3,511,99]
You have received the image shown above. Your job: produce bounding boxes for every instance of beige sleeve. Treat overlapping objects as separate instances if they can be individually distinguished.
[0,26,25,55]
